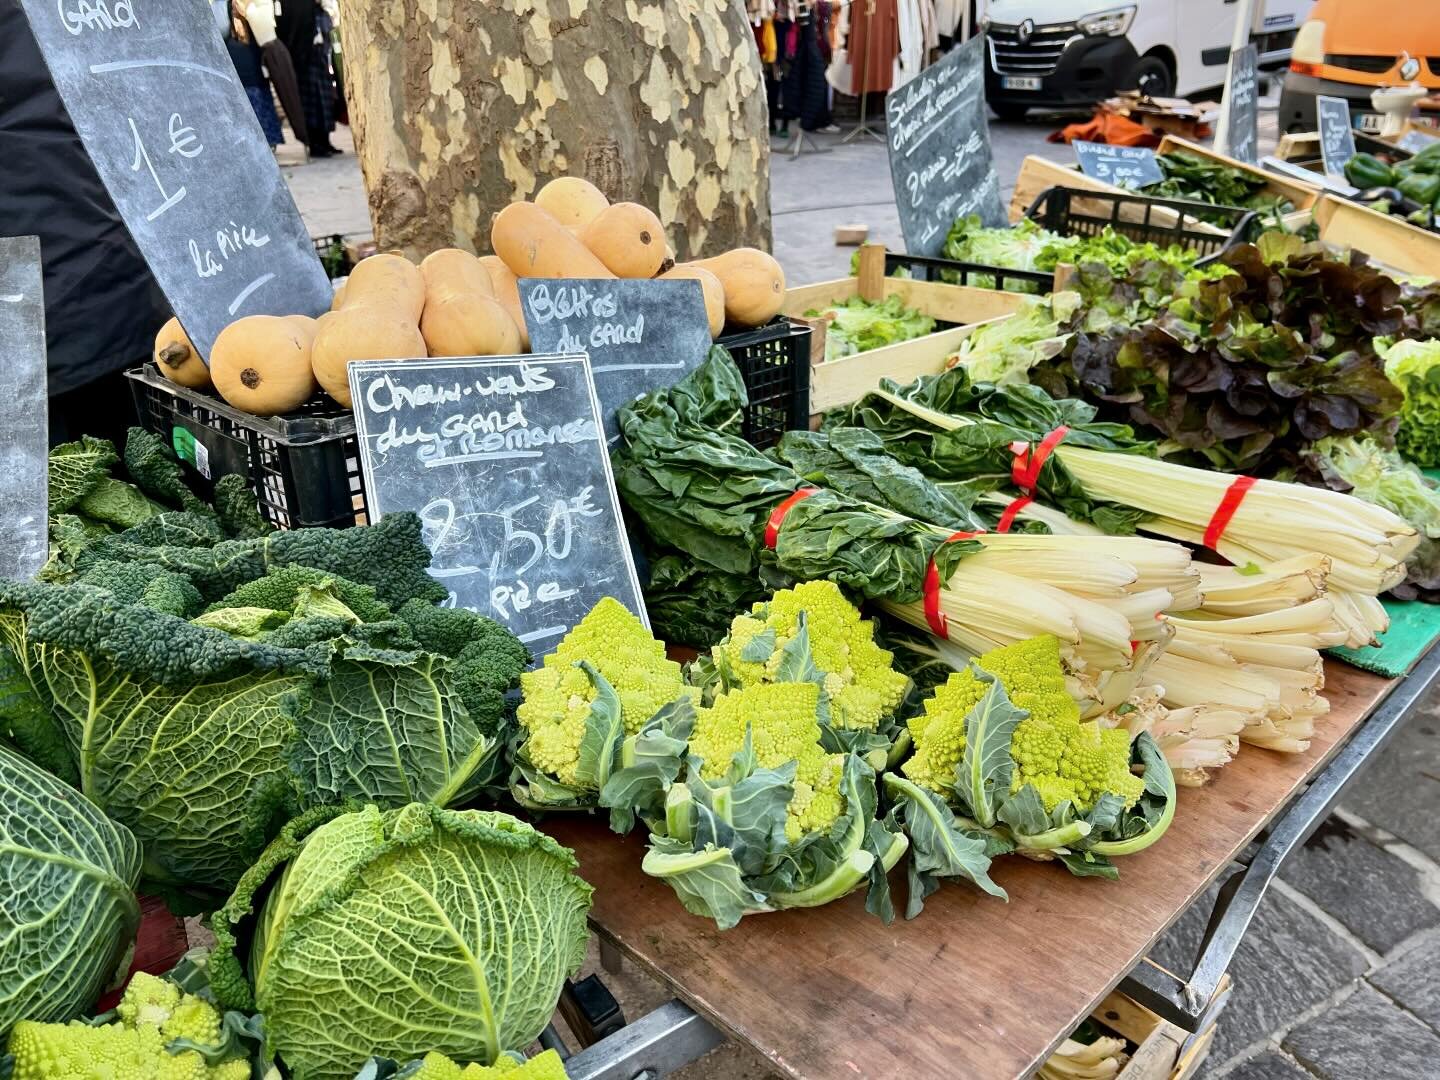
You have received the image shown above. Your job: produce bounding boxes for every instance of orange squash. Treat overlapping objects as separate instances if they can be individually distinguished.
[421,293,522,357]
[311,306,428,408]
[534,176,609,230]
[420,248,493,298]
[152,316,210,389]
[342,253,426,320]
[580,202,667,278]
[687,248,786,328]
[478,255,530,350]
[658,266,725,337]
[491,202,615,280]
[210,315,317,416]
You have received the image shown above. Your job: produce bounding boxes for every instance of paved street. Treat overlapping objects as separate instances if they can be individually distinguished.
[285,88,1440,1079]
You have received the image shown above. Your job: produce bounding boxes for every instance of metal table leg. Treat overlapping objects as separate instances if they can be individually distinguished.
[561,999,726,1080]
[1120,645,1440,1030]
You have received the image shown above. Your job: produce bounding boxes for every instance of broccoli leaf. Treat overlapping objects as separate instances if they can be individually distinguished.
[641,837,767,931]
[956,666,1025,828]
[884,775,1005,917]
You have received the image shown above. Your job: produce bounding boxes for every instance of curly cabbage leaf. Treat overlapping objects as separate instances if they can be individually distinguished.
[0,579,521,893]
[0,744,141,1036]
[211,803,592,1079]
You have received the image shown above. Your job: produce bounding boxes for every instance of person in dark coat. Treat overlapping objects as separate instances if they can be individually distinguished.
[0,3,171,446]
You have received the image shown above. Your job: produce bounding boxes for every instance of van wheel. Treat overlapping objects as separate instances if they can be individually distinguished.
[991,102,1029,121]
[1128,55,1175,98]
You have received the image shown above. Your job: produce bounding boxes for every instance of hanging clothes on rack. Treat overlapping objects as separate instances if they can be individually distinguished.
[848,0,900,96]
[825,0,853,93]
[894,0,923,87]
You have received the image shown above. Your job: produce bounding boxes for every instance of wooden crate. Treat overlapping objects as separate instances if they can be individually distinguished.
[1011,137,1320,232]
[785,245,1026,419]
[1313,194,1440,277]
[1041,967,1231,1080]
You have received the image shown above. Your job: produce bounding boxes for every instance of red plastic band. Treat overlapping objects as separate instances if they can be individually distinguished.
[1010,425,1071,492]
[1202,475,1258,550]
[995,495,1034,534]
[923,530,984,638]
[764,488,821,549]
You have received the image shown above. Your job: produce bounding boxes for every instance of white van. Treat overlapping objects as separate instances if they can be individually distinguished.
[979,0,1315,119]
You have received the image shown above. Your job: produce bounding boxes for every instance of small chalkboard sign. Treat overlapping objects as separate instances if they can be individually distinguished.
[1073,142,1164,190]
[18,0,332,361]
[0,237,49,581]
[1399,128,1440,155]
[1222,44,1261,166]
[1317,96,1358,178]
[347,354,647,652]
[518,278,712,443]
[886,36,1004,256]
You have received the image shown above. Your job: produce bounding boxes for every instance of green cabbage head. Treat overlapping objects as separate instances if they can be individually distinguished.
[0,744,141,1036]
[210,803,593,1080]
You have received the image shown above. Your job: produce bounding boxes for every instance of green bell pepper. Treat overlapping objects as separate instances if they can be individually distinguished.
[1398,171,1440,206]
[1345,152,1398,189]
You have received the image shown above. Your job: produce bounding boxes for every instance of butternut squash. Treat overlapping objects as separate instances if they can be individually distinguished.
[687,248,786,328]
[152,316,210,389]
[420,248,493,298]
[311,306,428,408]
[285,314,319,346]
[658,265,725,337]
[210,315,317,416]
[342,253,426,320]
[478,255,530,350]
[330,282,347,310]
[421,293,522,357]
[580,202,667,279]
[534,176,609,230]
[491,202,615,280]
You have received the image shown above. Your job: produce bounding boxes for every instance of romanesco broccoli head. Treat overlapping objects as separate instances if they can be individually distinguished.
[7,972,242,1080]
[714,581,908,731]
[901,635,1144,813]
[518,598,686,787]
[690,682,846,842]
[411,1049,570,1079]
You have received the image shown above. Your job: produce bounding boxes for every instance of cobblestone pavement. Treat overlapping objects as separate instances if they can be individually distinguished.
[288,89,1440,1079]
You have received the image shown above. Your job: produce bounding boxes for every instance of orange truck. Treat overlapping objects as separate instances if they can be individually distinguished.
[1280,1,1440,132]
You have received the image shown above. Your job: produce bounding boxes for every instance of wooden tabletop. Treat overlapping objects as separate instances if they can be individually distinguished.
[545,661,1395,1080]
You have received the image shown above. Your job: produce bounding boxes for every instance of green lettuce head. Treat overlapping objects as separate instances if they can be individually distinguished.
[210,803,592,1080]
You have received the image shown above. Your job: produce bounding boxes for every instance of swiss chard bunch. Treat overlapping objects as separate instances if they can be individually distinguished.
[1141,149,1293,224]
[1028,235,1407,474]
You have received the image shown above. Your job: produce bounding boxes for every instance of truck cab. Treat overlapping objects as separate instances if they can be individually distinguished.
[980,0,1315,120]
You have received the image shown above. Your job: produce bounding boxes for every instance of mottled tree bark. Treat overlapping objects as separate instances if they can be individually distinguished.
[337,0,772,260]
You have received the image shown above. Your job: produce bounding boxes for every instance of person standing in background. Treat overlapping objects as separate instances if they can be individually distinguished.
[278,0,342,158]
[227,1,285,149]
[0,1,170,446]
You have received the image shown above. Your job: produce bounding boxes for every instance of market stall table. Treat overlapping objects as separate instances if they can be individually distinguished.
[544,656,1425,1080]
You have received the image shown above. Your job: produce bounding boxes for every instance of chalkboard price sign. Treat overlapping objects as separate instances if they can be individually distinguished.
[1223,45,1261,166]
[0,237,49,581]
[1317,96,1358,178]
[1399,128,1440,155]
[347,354,647,652]
[18,0,332,360]
[886,36,1005,256]
[1073,142,1164,190]
[518,278,712,442]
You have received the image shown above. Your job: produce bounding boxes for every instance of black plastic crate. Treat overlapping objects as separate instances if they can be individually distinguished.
[1025,185,1257,261]
[126,366,366,530]
[311,233,353,280]
[717,318,812,449]
[888,185,1257,295]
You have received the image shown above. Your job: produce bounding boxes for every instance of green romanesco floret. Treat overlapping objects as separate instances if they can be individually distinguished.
[714,581,908,731]
[6,972,244,1080]
[518,597,687,786]
[410,1049,570,1079]
[690,681,846,843]
[902,635,1144,813]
